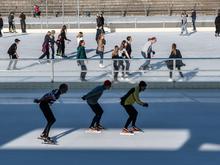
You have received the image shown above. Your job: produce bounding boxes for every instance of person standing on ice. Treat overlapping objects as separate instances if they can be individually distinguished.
[59,25,71,58]
[19,12,26,33]
[166,43,185,81]
[77,40,87,81]
[96,33,106,68]
[7,38,20,70]
[215,12,220,37]
[139,37,157,71]
[39,31,51,60]
[34,83,68,143]
[0,14,3,37]
[191,9,197,32]
[180,11,188,35]
[120,81,149,135]
[76,32,84,45]
[82,80,112,133]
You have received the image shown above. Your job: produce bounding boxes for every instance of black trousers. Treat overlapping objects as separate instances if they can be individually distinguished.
[88,103,103,128]
[39,50,50,59]
[125,59,130,74]
[20,20,26,33]
[113,64,119,80]
[0,28,2,37]
[169,66,184,78]
[40,102,56,137]
[51,46,55,59]
[122,104,138,129]
[61,41,65,56]
[78,60,87,80]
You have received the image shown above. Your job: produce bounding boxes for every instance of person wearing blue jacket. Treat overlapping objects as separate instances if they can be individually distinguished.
[82,80,112,132]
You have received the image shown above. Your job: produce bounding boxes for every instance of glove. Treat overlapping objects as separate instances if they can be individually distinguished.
[143,103,149,107]
[81,96,86,100]
[34,99,40,104]
[152,51,155,55]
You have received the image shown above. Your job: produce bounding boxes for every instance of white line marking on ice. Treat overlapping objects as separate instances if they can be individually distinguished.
[0,128,190,151]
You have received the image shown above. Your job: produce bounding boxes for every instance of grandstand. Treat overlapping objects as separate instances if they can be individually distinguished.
[0,0,220,16]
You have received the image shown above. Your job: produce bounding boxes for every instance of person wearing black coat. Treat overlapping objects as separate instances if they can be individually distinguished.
[19,12,26,33]
[125,36,132,75]
[166,43,185,81]
[0,14,3,37]
[215,12,220,37]
[59,25,71,57]
[7,38,20,70]
[8,12,16,33]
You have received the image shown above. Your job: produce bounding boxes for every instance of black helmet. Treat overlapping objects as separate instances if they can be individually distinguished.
[139,81,147,87]
[15,38,20,42]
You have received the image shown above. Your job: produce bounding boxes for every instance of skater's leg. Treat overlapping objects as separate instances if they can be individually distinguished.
[80,62,87,80]
[123,105,136,129]
[131,109,138,127]
[88,103,103,128]
[177,67,184,78]
[125,59,130,74]
[39,53,47,59]
[94,103,103,126]
[40,102,56,137]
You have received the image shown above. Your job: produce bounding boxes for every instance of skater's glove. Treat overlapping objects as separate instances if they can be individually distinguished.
[34,99,40,104]
[143,103,149,107]
[81,96,86,100]
[152,51,155,55]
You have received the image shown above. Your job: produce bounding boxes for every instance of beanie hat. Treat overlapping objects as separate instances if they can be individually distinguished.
[104,80,112,87]
[139,81,147,87]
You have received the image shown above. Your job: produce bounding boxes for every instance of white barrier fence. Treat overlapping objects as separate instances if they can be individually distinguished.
[0,58,219,83]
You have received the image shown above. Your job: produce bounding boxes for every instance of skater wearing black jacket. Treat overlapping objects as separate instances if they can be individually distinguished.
[125,36,132,75]
[8,12,16,33]
[19,12,26,33]
[120,81,148,135]
[7,38,20,70]
[34,83,68,143]
[166,43,185,81]
[0,14,3,37]
[82,80,112,132]
[59,25,71,57]
[215,12,220,37]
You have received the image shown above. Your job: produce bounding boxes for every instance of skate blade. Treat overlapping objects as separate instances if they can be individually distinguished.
[37,137,45,140]
[42,141,57,145]
[85,130,102,134]
[133,131,144,134]
[120,132,134,136]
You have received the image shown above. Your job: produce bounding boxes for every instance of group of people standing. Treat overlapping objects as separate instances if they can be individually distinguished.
[34,80,149,143]
[39,25,71,60]
[180,9,197,35]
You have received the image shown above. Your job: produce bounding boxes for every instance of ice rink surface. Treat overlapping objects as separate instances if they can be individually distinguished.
[0,30,220,59]
[0,89,220,165]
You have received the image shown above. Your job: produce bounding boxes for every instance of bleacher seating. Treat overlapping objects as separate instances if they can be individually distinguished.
[0,0,219,16]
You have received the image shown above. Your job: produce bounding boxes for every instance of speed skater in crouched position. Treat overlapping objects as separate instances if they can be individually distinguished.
[82,80,112,133]
[34,83,68,143]
[120,81,148,135]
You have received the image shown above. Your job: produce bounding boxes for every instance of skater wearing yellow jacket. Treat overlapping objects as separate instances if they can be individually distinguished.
[120,81,148,135]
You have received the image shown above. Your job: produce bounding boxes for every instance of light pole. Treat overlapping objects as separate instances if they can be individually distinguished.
[77,0,80,29]
[46,0,48,28]
[62,0,64,25]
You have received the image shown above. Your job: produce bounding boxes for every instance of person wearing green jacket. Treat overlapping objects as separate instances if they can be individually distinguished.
[77,40,87,81]
[120,81,148,135]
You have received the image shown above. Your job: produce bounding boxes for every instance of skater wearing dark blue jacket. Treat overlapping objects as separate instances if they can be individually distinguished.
[82,80,112,132]
[34,83,68,143]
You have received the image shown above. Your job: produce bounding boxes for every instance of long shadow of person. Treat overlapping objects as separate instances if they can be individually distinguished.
[183,68,199,81]
[51,128,77,143]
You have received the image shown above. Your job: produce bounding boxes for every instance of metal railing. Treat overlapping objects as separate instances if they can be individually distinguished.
[0,58,220,83]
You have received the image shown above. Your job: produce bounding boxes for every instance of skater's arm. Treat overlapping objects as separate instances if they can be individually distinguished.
[133,88,144,106]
